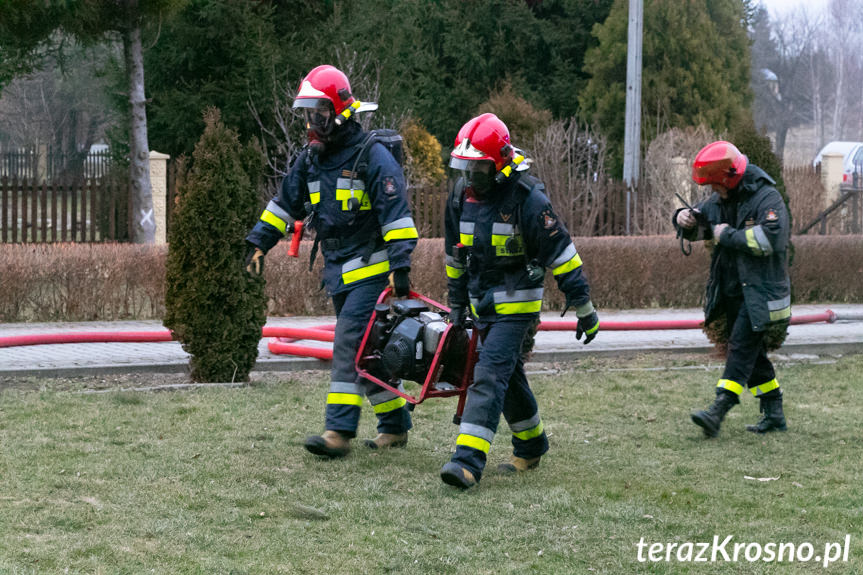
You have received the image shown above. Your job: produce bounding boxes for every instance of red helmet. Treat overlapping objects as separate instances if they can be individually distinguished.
[292,65,355,115]
[450,113,513,172]
[692,141,747,189]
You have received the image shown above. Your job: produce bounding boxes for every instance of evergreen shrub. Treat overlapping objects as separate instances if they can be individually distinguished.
[163,109,267,382]
[401,119,445,187]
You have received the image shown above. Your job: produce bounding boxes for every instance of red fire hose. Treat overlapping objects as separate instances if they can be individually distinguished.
[266,324,335,360]
[538,310,837,331]
[0,310,841,363]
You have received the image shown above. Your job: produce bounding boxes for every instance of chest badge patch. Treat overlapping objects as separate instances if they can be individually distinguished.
[765,209,778,222]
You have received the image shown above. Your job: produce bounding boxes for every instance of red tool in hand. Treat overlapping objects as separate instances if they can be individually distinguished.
[287,220,304,257]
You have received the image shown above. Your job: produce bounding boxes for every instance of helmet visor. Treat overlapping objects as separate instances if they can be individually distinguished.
[299,100,335,139]
[449,158,496,197]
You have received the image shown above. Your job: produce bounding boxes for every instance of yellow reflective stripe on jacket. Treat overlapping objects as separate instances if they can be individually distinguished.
[768,295,791,322]
[382,217,419,242]
[553,253,583,276]
[260,210,287,234]
[308,181,321,205]
[750,378,780,397]
[459,221,475,246]
[550,243,583,275]
[446,265,465,279]
[716,379,744,395]
[512,421,544,441]
[327,392,363,407]
[260,200,291,234]
[493,288,544,315]
[490,223,515,246]
[341,249,390,284]
[745,225,773,256]
[446,255,465,278]
[335,182,371,211]
[372,396,407,414]
[769,307,791,322]
[496,301,542,314]
[456,433,491,454]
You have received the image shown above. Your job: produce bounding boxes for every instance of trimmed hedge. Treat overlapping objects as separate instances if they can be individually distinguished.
[1,235,861,322]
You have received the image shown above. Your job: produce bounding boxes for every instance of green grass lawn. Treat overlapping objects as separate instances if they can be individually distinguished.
[1,353,861,574]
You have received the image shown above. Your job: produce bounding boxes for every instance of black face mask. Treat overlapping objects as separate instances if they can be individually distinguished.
[462,169,495,198]
[304,108,335,141]
[450,158,497,198]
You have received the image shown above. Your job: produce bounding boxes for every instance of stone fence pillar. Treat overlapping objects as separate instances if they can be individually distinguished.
[149,150,170,245]
[820,152,844,208]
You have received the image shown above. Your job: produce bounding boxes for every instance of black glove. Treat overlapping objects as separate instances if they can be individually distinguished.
[576,311,599,345]
[388,267,411,297]
[448,305,467,328]
[245,245,265,276]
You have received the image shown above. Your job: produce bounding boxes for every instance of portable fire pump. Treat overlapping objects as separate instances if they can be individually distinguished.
[355,288,478,422]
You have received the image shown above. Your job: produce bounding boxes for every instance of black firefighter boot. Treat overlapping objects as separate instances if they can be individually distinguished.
[691,391,738,438]
[746,393,787,434]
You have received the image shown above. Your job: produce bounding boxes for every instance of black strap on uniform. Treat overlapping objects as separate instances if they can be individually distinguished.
[304,137,381,271]
[309,213,381,271]
[308,235,320,272]
[450,175,541,295]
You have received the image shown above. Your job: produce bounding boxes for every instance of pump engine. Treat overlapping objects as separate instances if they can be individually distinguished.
[362,299,469,386]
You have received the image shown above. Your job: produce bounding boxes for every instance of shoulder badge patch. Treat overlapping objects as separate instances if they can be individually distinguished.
[383,176,397,196]
[765,209,778,222]
[540,209,556,229]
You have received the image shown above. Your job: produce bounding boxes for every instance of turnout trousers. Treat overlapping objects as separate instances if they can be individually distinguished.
[449,317,549,481]
[325,278,413,437]
[715,296,782,401]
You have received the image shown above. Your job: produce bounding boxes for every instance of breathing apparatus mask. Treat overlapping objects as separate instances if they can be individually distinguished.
[449,157,496,198]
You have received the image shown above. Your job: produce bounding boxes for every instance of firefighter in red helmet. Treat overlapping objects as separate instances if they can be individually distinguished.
[246,65,418,457]
[439,113,599,489]
[674,141,790,438]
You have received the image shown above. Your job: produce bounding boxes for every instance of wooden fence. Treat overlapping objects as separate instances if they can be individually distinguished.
[0,176,131,243]
[409,185,448,238]
[1,174,656,244]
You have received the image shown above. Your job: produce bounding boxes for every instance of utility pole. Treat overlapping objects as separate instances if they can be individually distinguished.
[623,0,643,235]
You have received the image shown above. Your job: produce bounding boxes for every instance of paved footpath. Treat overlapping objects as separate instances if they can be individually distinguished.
[0,304,861,377]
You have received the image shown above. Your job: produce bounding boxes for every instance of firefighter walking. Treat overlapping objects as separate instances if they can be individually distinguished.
[245,65,418,457]
[440,114,600,489]
[674,141,790,437]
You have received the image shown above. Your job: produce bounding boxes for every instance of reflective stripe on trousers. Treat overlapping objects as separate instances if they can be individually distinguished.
[325,278,412,436]
[449,317,549,481]
[716,297,780,400]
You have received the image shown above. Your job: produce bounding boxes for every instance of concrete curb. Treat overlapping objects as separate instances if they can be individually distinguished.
[1,341,859,379]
